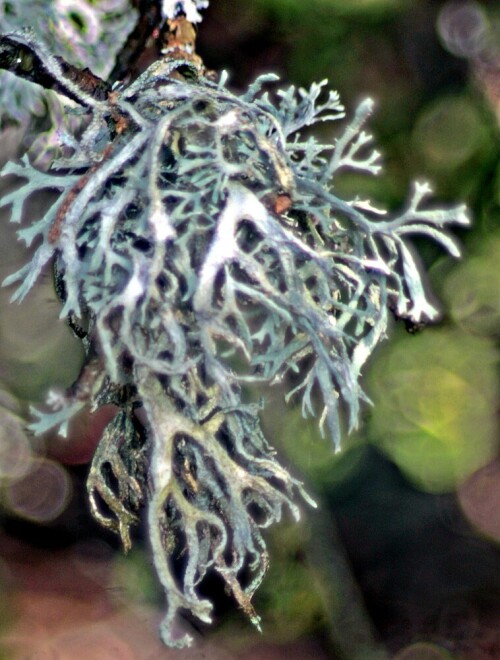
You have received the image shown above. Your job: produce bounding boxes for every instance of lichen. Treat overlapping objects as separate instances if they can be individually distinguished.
[0,20,468,648]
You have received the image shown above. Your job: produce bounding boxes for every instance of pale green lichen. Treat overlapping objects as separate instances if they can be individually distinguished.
[0,23,468,648]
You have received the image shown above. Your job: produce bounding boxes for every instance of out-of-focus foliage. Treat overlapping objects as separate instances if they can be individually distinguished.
[252,521,326,642]
[413,95,488,171]
[366,327,498,492]
[440,232,500,337]
[111,548,161,608]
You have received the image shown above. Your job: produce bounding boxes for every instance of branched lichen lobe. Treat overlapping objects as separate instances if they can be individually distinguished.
[0,5,469,648]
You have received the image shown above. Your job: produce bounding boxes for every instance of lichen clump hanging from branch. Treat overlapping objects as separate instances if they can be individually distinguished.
[0,0,469,648]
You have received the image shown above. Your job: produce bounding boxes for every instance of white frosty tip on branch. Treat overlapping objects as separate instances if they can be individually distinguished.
[162,0,209,23]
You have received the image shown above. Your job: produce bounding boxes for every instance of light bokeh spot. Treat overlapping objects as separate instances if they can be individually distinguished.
[5,458,72,523]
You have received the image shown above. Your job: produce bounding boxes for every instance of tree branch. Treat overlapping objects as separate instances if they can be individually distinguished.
[108,0,163,85]
[0,32,110,106]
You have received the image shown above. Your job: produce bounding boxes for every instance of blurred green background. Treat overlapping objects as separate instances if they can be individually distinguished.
[0,1,498,658]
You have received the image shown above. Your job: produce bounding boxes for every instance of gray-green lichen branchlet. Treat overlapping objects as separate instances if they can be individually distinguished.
[0,6,468,648]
